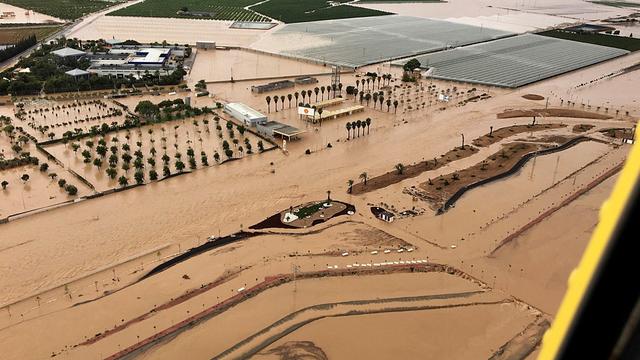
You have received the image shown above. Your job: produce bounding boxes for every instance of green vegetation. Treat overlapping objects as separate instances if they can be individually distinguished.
[0,35,36,63]
[589,1,640,8]
[294,202,325,218]
[0,37,187,96]
[250,0,391,23]
[109,0,269,22]
[0,25,62,44]
[538,30,640,52]
[1,0,122,20]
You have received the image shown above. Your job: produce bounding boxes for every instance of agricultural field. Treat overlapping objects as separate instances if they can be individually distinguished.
[251,0,392,23]
[109,0,270,22]
[0,25,62,44]
[1,0,123,21]
[14,99,128,142]
[538,29,640,51]
[42,111,268,192]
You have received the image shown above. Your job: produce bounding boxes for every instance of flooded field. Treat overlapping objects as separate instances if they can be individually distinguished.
[188,49,330,83]
[43,113,266,192]
[0,8,637,358]
[0,3,63,24]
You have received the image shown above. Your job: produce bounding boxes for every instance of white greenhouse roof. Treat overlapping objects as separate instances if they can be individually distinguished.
[397,34,629,88]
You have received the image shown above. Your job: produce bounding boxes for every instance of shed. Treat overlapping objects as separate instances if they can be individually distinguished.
[65,68,90,79]
[52,47,86,58]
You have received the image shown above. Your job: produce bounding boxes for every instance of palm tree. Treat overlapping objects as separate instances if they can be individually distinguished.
[346,122,352,140]
[265,96,271,113]
[287,94,293,108]
[338,83,343,96]
[280,95,285,110]
[393,100,399,114]
[320,86,325,100]
[273,96,279,112]
[314,87,320,102]
[386,99,391,112]
[318,108,324,125]
[353,89,358,102]
[379,95,385,110]
[359,172,368,185]
[356,120,362,137]
[294,92,299,105]
[301,90,307,103]
[395,163,405,175]
[366,78,371,90]
[347,179,354,193]
[366,118,371,134]
[1,180,8,190]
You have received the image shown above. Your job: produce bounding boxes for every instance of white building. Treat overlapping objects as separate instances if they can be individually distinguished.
[223,103,267,127]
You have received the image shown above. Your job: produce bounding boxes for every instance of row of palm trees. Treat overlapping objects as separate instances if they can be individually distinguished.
[355,74,392,93]
[264,83,344,113]
[345,118,371,140]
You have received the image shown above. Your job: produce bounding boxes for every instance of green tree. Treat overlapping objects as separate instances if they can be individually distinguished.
[395,163,405,175]
[1,180,8,189]
[403,58,421,72]
[347,179,354,194]
[175,160,185,172]
[359,172,368,185]
[149,169,158,181]
[58,178,67,188]
[106,167,117,179]
[134,170,144,184]
[65,184,78,196]
[135,100,160,119]
[118,175,129,187]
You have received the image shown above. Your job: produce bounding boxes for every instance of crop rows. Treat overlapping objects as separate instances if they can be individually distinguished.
[2,0,121,21]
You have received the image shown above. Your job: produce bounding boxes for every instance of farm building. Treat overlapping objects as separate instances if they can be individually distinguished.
[224,103,268,126]
[251,80,295,94]
[52,47,86,59]
[256,121,304,141]
[86,45,182,79]
[295,76,318,85]
[65,68,90,79]
[371,207,395,222]
[196,41,216,50]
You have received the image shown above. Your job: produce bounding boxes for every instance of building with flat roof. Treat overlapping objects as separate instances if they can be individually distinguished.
[256,121,304,141]
[86,45,182,79]
[251,80,294,94]
[224,102,268,127]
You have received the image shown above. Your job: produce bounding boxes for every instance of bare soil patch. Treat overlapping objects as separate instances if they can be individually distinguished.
[416,142,552,209]
[473,124,566,147]
[522,94,545,101]
[351,145,479,195]
[497,108,612,120]
[572,124,595,133]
